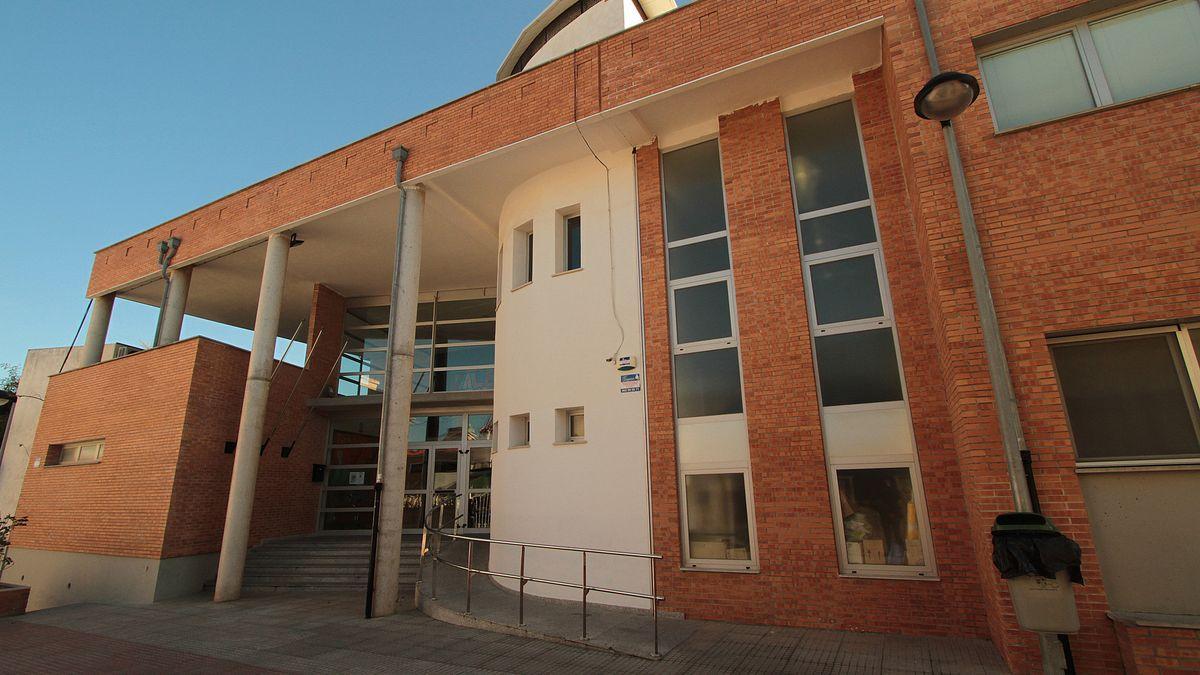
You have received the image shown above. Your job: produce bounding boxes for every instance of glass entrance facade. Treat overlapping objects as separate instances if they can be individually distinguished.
[320,413,494,532]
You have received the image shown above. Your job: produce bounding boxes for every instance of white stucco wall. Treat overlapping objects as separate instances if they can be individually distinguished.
[524,0,643,71]
[490,149,653,608]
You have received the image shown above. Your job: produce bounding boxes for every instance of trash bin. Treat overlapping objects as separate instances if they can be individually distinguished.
[992,512,1082,634]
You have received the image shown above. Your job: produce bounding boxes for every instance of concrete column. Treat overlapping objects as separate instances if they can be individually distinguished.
[213,233,291,603]
[371,185,424,617]
[156,267,192,346]
[80,294,115,366]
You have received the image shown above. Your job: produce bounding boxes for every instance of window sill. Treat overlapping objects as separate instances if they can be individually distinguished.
[507,444,530,450]
[510,281,532,293]
[1076,460,1200,474]
[681,564,759,574]
[992,83,1200,136]
[552,440,587,446]
[838,571,940,582]
[552,267,584,278]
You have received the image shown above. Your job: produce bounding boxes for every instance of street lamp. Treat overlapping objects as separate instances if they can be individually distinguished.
[913,71,979,122]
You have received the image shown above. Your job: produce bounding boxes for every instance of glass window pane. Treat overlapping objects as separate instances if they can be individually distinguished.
[786,101,870,213]
[467,492,492,529]
[322,511,373,530]
[467,414,494,441]
[799,206,877,254]
[433,368,495,392]
[814,328,904,406]
[403,493,426,529]
[434,345,495,368]
[1090,0,1200,103]
[331,420,380,445]
[685,473,751,561]
[837,467,925,567]
[417,302,434,322]
[980,33,1096,130]
[404,449,427,490]
[324,489,374,509]
[409,415,467,442]
[327,468,372,487]
[346,305,390,325]
[668,237,730,280]
[673,282,732,344]
[809,255,885,325]
[435,298,496,321]
[344,326,389,351]
[433,449,458,490]
[337,376,380,397]
[566,216,582,271]
[468,447,492,489]
[60,446,79,464]
[1052,334,1200,461]
[414,348,430,370]
[415,325,432,346]
[674,348,743,418]
[329,447,377,465]
[412,372,430,394]
[435,321,495,344]
[663,140,727,243]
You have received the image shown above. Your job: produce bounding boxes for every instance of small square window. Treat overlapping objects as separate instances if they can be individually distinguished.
[557,211,582,273]
[509,413,530,448]
[555,407,585,443]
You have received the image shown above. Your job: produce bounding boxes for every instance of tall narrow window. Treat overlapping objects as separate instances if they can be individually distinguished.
[559,213,582,272]
[513,223,534,288]
[662,138,757,571]
[786,100,935,577]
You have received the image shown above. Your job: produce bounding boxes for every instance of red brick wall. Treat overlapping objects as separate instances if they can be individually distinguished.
[638,96,990,637]
[1114,619,1200,674]
[13,341,201,558]
[162,284,344,557]
[16,284,345,562]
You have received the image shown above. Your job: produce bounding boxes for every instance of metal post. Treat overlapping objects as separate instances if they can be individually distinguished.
[518,545,526,626]
[581,551,588,640]
[466,540,474,614]
[80,293,115,366]
[651,558,659,658]
[214,232,291,602]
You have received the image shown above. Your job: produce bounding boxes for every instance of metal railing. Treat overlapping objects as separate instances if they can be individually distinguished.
[421,505,665,656]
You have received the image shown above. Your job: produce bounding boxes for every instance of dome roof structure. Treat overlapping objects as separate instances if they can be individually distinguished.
[497,0,677,80]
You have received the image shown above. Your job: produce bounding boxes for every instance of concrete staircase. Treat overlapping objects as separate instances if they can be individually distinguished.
[237,533,421,591]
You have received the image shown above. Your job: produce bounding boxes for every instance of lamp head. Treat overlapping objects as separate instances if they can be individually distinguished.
[914,71,980,122]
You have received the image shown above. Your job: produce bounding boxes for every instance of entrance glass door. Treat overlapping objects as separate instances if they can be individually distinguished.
[320,413,492,532]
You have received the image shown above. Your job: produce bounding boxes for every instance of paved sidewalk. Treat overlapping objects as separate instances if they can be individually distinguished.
[0,591,1007,673]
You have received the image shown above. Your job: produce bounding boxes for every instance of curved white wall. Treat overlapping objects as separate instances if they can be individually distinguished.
[490,149,652,607]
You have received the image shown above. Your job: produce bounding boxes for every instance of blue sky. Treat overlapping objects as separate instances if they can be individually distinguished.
[1,0,697,368]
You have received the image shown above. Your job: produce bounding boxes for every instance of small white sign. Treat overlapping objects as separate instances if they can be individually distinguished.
[348,471,366,486]
[619,372,641,393]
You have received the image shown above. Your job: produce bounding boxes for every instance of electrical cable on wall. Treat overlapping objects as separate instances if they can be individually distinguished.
[571,48,627,362]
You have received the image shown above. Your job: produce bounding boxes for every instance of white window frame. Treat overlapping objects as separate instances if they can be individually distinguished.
[977,0,1200,132]
[678,466,759,573]
[784,96,937,579]
[661,137,759,572]
[509,413,531,449]
[1048,323,1200,468]
[556,207,583,274]
[826,460,938,579]
[555,406,586,444]
[50,439,104,467]
[512,222,534,289]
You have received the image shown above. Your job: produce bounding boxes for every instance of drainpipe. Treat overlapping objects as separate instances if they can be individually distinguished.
[370,147,425,617]
[912,0,1032,511]
[912,2,1064,672]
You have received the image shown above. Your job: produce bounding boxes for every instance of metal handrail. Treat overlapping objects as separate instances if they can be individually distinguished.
[421,504,664,657]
